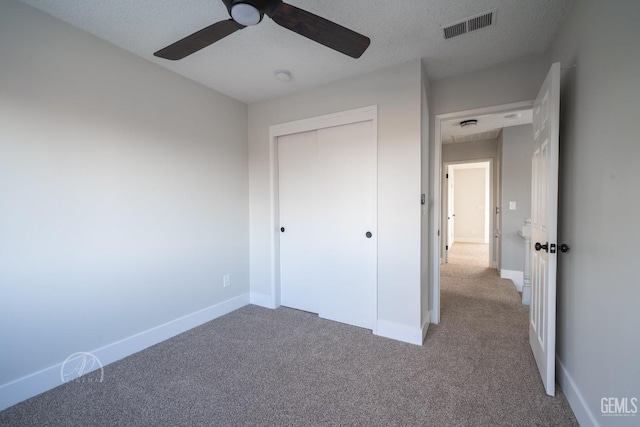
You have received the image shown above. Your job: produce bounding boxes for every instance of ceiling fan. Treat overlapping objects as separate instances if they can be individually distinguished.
[154,0,371,60]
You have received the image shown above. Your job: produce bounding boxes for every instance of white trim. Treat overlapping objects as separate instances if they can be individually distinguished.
[250,292,277,309]
[375,320,425,346]
[431,118,442,324]
[0,293,249,411]
[455,238,488,244]
[421,316,430,343]
[268,105,379,324]
[557,357,599,427]
[269,106,377,136]
[500,269,524,291]
[431,101,534,326]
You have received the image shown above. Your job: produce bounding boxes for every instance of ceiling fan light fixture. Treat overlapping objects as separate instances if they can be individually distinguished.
[460,119,478,128]
[231,3,262,26]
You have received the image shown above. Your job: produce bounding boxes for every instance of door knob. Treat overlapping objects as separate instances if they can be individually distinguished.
[560,244,570,253]
[366,232,372,238]
[535,242,548,252]
[280,227,285,232]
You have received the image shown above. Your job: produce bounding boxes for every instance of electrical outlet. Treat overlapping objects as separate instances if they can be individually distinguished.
[223,274,231,288]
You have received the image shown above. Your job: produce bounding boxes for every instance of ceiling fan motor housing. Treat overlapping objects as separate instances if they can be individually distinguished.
[229,0,264,27]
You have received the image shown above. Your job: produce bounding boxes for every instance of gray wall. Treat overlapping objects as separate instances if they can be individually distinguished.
[429,56,549,119]
[0,0,248,388]
[549,0,640,424]
[500,125,534,272]
[443,139,499,164]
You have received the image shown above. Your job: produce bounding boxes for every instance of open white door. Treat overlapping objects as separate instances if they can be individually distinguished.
[446,167,455,261]
[530,62,560,396]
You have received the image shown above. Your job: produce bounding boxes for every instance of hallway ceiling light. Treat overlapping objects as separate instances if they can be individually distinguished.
[275,70,292,81]
[459,119,478,128]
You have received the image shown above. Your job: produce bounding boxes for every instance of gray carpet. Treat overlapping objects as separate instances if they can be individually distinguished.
[0,244,577,426]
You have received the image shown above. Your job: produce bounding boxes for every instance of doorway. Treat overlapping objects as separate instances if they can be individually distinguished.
[431,101,534,324]
[443,161,492,267]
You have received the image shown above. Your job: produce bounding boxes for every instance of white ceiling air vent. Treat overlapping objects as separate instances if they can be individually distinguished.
[442,10,496,40]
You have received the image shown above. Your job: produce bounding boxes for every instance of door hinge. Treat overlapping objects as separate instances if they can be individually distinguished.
[446,245,449,251]
[446,173,449,178]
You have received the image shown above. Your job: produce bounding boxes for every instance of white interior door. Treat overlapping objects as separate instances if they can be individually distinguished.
[495,151,502,271]
[278,120,377,330]
[316,121,376,329]
[278,130,320,314]
[530,62,560,396]
[447,168,455,257]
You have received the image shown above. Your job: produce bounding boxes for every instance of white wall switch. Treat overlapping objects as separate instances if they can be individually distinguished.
[223,274,231,288]
[509,201,517,210]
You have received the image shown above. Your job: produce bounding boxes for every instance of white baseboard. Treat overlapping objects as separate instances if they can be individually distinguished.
[250,292,277,309]
[0,293,250,412]
[421,316,430,343]
[557,356,599,427]
[375,319,424,345]
[500,269,524,292]
[454,238,487,244]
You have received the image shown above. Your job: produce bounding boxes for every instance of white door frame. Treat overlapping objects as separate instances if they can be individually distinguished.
[267,105,379,324]
[431,101,533,324]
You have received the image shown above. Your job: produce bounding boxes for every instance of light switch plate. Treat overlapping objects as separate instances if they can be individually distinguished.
[509,201,517,210]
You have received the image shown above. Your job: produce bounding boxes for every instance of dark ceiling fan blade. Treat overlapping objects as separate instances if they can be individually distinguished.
[154,19,244,60]
[267,2,370,58]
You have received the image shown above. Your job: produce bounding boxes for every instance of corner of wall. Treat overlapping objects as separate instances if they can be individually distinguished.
[375,319,425,346]
[556,357,599,427]
[0,294,250,411]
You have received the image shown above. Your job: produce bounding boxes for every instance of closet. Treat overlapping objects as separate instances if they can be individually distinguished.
[278,119,377,329]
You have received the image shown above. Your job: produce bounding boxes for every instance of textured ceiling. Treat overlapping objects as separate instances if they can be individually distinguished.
[442,109,533,144]
[19,0,574,104]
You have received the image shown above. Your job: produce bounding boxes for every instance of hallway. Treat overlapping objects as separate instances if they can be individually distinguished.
[433,242,577,424]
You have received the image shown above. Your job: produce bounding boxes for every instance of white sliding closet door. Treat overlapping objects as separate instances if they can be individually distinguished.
[278,130,321,314]
[316,121,376,329]
[278,120,377,330]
